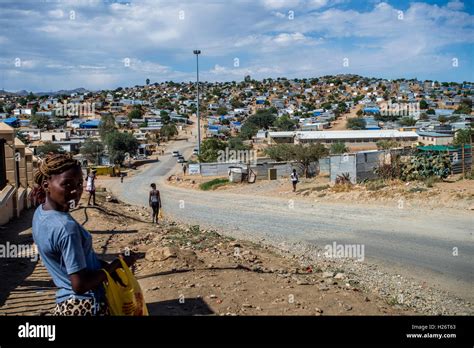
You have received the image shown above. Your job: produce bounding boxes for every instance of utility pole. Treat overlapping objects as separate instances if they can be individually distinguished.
[193,50,201,155]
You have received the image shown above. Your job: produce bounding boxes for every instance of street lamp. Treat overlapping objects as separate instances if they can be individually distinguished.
[193,49,201,155]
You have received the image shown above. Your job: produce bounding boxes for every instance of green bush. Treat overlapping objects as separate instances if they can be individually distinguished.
[400,152,451,181]
[199,178,230,191]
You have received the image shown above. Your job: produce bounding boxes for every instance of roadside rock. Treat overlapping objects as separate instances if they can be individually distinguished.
[145,246,179,261]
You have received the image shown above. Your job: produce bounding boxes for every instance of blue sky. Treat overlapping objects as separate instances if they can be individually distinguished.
[0,0,473,92]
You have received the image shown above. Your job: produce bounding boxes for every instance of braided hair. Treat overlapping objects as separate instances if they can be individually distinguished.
[30,153,81,206]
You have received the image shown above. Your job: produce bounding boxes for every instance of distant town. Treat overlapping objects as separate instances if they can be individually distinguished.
[1,73,473,224]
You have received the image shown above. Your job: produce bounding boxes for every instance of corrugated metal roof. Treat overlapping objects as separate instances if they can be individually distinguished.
[417,131,453,137]
[296,130,418,140]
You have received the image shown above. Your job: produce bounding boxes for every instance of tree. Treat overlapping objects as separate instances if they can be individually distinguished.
[231,98,244,109]
[399,117,417,126]
[265,143,329,177]
[228,137,249,151]
[246,109,276,129]
[376,140,400,150]
[273,114,297,131]
[127,108,142,121]
[198,138,227,163]
[438,115,448,124]
[426,108,436,115]
[347,117,366,130]
[321,102,332,110]
[30,114,51,130]
[80,138,104,165]
[105,131,139,165]
[146,78,150,85]
[330,142,348,154]
[240,122,259,140]
[419,100,428,109]
[99,114,116,141]
[216,106,228,115]
[51,118,66,129]
[160,124,178,140]
[160,110,170,124]
[453,129,472,146]
[453,99,472,115]
[37,142,64,155]
[356,109,363,116]
[419,113,429,120]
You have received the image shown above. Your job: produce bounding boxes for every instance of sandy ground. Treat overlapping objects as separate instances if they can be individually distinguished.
[0,192,413,316]
[169,173,474,211]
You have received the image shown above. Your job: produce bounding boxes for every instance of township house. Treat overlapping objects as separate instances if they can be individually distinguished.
[267,130,419,150]
[0,123,35,225]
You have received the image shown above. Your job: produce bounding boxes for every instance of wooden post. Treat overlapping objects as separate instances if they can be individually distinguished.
[461,145,465,178]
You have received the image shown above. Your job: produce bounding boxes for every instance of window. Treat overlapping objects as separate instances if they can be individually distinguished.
[0,139,6,190]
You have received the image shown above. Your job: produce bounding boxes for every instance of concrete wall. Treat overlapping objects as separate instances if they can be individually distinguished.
[330,154,357,183]
[0,123,35,225]
[318,157,330,174]
[330,150,384,183]
[0,185,15,225]
[355,151,383,181]
[198,161,318,179]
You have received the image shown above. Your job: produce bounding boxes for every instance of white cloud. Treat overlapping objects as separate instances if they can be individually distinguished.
[0,0,472,90]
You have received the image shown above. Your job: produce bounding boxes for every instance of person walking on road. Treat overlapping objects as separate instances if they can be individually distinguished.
[149,183,162,224]
[290,169,299,192]
[86,170,97,205]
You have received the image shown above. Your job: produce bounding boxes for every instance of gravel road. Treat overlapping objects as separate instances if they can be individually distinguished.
[100,139,474,304]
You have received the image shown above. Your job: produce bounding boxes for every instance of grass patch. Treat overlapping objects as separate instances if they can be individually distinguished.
[366,180,386,191]
[313,184,330,192]
[423,176,440,188]
[199,178,231,191]
[332,183,352,192]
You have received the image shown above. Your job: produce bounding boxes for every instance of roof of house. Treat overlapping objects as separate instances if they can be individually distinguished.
[80,120,101,128]
[268,131,295,138]
[296,130,419,140]
[417,131,453,138]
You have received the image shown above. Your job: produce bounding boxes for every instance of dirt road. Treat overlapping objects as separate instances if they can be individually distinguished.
[98,140,474,307]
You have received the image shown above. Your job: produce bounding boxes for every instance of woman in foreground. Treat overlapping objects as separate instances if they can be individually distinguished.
[32,153,136,315]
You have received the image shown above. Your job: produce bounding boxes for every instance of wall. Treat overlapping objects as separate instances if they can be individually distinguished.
[330,154,357,183]
[330,150,384,183]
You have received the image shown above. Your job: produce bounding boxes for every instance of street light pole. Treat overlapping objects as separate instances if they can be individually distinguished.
[193,49,201,155]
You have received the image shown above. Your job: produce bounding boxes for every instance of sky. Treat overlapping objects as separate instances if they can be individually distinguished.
[0,0,473,92]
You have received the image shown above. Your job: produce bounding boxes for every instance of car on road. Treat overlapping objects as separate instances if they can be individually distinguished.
[177,158,187,163]
[172,151,180,157]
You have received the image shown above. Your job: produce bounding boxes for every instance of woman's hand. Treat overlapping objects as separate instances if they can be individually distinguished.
[119,253,137,268]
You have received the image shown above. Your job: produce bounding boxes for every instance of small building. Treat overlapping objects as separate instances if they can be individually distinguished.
[417,131,453,146]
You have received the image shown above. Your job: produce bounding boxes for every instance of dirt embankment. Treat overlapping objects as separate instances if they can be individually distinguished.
[1,192,414,316]
[168,173,474,211]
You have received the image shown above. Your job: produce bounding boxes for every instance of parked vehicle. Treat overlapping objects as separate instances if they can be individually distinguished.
[172,151,180,157]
